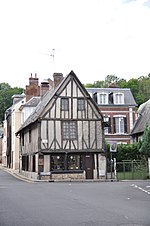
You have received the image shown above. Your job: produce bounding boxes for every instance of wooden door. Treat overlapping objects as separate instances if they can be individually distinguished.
[83,154,94,179]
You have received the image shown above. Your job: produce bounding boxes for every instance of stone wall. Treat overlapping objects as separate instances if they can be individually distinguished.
[40,172,86,181]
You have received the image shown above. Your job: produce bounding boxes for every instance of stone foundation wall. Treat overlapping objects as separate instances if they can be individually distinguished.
[52,172,85,180]
[21,170,38,180]
[40,172,86,181]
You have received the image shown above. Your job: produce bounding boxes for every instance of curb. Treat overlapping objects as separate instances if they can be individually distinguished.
[1,166,118,183]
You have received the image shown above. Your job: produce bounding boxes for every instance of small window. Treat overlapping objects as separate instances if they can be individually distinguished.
[22,132,24,146]
[62,121,77,140]
[114,93,124,104]
[97,93,108,104]
[32,155,36,172]
[77,98,85,111]
[29,129,31,143]
[61,98,69,111]
[104,117,111,134]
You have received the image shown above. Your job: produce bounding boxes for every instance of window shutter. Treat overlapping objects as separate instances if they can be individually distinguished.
[113,118,116,133]
[124,117,127,133]
[108,118,111,133]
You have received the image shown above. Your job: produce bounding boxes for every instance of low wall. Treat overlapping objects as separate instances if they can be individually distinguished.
[40,170,86,181]
[21,170,38,180]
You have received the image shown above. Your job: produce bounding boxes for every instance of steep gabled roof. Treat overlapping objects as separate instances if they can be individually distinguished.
[131,99,150,135]
[25,96,41,106]
[86,87,137,106]
[16,71,103,134]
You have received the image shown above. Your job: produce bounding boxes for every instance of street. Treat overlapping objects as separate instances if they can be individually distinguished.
[0,169,150,226]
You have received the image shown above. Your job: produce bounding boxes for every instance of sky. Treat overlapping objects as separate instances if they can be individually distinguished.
[0,0,150,88]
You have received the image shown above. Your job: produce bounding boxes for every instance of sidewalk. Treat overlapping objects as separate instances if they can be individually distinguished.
[0,164,37,183]
[0,164,118,183]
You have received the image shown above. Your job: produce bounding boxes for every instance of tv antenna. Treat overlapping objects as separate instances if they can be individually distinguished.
[50,48,55,65]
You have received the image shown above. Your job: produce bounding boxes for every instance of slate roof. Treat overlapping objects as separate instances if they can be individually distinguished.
[131,99,150,135]
[16,71,101,134]
[22,96,40,107]
[86,88,137,106]
[16,87,55,134]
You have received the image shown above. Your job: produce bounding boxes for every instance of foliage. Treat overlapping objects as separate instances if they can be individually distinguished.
[104,75,120,87]
[106,143,142,162]
[105,126,150,161]
[0,83,23,124]
[139,126,150,159]
[85,81,105,88]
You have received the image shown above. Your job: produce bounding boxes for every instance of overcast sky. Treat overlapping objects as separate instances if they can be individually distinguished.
[0,0,150,88]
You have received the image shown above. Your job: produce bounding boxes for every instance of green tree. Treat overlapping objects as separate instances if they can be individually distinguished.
[104,75,120,87]
[106,143,141,162]
[139,126,150,160]
[138,76,150,104]
[85,80,105,88]
[0,83,23,124]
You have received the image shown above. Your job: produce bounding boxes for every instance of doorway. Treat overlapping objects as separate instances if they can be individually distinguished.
[83,154,94,179]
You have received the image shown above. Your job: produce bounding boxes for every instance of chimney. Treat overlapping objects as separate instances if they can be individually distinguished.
[12,94,25,105]
[108,83,119,88]
[25,73,40,101]
[40,82,49,97]
[29,73,39,86]
[48,78,54,88]
[53,73,63,87]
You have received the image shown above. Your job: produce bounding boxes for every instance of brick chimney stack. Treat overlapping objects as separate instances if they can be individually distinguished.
[25,73,40,101]
[29,73,39,86]
[40,81,50,97]
[53,73,63,87]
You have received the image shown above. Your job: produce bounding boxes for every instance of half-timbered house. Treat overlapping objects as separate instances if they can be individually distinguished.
[16,71,106,180]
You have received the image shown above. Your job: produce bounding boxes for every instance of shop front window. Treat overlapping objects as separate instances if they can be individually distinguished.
[51,155,65,171]
[67,154,81,170]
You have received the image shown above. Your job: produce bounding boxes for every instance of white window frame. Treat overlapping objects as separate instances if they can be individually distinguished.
[113,92,124,104]
[113,115,126,134]
[97,92,108,104]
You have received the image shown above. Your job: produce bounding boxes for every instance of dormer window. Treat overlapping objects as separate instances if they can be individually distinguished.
[113,93,124,104]
[97,93,108,104]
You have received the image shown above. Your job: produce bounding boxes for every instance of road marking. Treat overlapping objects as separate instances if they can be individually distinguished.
[131,184,150,195]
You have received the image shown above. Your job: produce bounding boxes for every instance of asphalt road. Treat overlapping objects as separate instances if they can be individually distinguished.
[0,169,150,226]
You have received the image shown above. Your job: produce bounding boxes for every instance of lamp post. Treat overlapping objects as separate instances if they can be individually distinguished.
[110,142,117,181]
[102,115,110,180]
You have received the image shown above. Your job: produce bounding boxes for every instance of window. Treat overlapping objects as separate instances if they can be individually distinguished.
[97,93,108,104]
[22,132,24,146]
[22,155,29,171]
[114,93,124,104]
[104,117,111,134]
[32,155,36,172]
[61,98,69,111]
[77,98,85,111]
[67,154,82,170]
[113,116,127,134]
[29,129,31,143]
[51,155,65,171]
[62,121,77,140]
